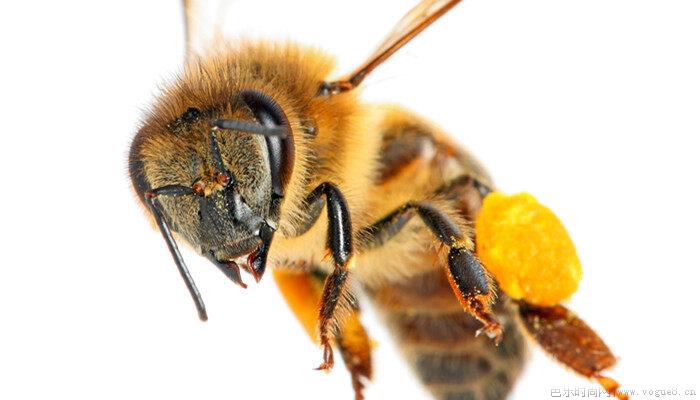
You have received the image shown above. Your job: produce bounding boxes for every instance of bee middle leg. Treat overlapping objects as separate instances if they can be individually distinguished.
[273,269,372,400]
[362,201,503,343]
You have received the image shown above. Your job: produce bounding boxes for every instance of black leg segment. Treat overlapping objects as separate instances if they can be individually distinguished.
[306,182,354,266]
[303,182,355,371]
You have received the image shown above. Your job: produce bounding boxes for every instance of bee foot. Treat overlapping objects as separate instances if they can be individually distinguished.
[464,295,503,344]
[314,340,334,372]
[475,319,503,345]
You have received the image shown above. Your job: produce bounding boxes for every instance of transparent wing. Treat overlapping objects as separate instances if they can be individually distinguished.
[182,0,232,61]
[322,0,462,94]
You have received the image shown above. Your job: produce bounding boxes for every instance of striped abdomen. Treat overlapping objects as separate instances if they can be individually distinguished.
[368,270,527,400]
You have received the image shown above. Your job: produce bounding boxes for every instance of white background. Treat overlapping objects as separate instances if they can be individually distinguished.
[1,0,699,399]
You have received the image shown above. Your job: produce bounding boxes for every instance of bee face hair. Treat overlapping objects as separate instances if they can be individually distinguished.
[130,84,295,319]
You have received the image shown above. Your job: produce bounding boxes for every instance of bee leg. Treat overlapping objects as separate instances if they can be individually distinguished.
[518,302,629,400]
[362,202,503,344]
[316,268,348,371]
[304,183,356,371]
[336,309,373,400]
[273,269,372,400]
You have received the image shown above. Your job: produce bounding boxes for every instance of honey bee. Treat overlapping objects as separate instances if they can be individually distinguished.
[128,1,627,399]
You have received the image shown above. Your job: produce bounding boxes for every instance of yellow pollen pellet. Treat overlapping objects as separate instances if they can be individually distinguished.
[475,192,582,306]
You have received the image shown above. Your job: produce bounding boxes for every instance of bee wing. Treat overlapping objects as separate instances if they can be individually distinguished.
[323,0,462,94]
[182,0,232,61]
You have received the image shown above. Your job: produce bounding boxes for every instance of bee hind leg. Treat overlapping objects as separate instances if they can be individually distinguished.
[518,301,629,400]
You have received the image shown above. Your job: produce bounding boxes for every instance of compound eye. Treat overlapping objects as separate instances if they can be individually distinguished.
[192,181,206,196]
[216,172,232,187]
[240,90,294,198]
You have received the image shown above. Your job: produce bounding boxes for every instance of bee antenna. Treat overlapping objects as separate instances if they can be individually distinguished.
[145,190,208,321]
[149,185,196,197]
[212,119,287,138]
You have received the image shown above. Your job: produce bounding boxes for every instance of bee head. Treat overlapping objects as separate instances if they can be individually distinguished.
[130,90,294,298]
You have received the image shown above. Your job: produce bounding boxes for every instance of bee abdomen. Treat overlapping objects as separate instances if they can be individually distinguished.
[369,270,527,400]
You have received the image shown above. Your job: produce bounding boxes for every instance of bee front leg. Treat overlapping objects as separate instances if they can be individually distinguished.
[363,202,503,343]
[305,183,356,371]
